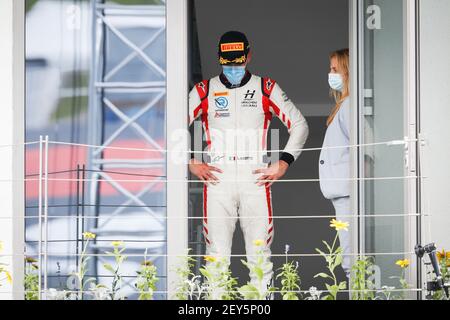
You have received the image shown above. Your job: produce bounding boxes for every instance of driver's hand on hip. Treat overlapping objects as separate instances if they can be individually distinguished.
[189,158,223,186]
[253,160,289,187]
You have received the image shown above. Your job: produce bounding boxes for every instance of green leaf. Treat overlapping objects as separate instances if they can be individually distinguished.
[103,263,115,274]
[315,248,326,256]
[238,284,259,300]
[314,272,332,279]
[253,267,264,281]
[322,240,332,252]
[241,259,249,268]
[334,253,343,268]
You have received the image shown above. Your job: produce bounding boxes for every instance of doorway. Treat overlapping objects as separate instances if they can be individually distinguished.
[187,0,350,294]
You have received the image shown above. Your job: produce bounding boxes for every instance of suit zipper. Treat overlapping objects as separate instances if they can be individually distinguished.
[234,88,238,191]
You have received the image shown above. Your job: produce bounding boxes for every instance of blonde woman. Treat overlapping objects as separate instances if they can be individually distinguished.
[319,48,352,277]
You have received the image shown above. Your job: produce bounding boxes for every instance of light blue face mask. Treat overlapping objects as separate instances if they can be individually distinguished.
[223,65,246,85]
[328,73,344,92]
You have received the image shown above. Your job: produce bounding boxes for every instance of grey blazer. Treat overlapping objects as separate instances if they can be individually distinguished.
[319,97,350,200]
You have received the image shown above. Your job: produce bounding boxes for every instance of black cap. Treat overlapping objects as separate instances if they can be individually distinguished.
[218,31,250,65]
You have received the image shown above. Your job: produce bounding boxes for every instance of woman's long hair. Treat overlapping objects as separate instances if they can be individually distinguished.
[327,48,350,126]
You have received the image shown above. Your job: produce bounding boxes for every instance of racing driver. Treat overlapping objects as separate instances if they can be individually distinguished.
[188,31,309,293]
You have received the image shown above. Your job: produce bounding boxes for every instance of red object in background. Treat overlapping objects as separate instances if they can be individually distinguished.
[25,140,165,199]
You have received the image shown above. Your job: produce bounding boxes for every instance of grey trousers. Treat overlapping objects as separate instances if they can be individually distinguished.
[330,196,352,277]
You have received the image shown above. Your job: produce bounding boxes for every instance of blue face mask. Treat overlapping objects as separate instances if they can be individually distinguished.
[223,66,246,85]
[328,73,344,92]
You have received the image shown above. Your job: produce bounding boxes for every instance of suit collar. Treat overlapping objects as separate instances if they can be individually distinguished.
[219,70,252,89]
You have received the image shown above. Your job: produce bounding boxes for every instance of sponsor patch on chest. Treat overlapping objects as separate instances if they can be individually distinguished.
[214,96,229,110]
[241,89,258,108]
[213,96,231,117]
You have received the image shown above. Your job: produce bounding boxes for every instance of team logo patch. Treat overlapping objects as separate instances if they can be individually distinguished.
[215,97,229,110]
[244,90,255,99]
[215,112,230,118]
[220,42,244,52]
[242,90,258,108]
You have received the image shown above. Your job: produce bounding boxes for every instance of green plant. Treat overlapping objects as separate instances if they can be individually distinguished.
[389,259,410,300]
[87,283,111,300]
[350,255,376,300]
[24,257,39,300]
[200,256,238,300]
[276,245,301,300]
[314,219,348,300]
[104,241,127,300]
[305,286,322,300]
[238,240,275,300]
[135,251,159,300]
[0,241,12,288]
[375,285,396,300]
[71,232,97,299]
[171,250,198,300]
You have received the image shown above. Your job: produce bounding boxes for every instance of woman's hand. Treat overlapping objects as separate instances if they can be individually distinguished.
[253,160,289,187]
[189,158,223,185]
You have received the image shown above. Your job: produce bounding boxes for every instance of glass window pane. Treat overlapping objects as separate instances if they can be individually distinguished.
[25,0,167,299]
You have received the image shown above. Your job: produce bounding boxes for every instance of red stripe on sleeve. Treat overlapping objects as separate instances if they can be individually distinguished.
[262,96,272,150]
[203,184,208,224]
[265,184,273,225]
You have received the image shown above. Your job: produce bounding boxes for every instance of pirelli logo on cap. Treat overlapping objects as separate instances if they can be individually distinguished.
[220,42,245,52]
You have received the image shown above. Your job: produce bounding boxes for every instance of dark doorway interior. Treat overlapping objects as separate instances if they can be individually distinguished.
[188,0,349,298]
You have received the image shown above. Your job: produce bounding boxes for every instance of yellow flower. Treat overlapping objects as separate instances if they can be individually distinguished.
[253,239,264,247]
[437,249,450,266]
[437,249,450,261]
[5,271,12,284]
[330,219,349,231]
[111,241,124,247]
[0,241,3,252]
[25,256,38,264]
[204,256,217,263]
[82,232,96,240]
[141,260,153,267]
[396,259,410,268]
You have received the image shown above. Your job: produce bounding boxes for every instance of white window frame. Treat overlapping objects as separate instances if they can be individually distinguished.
[0,0,25,300]
[166,0,189,299]
[350,0,420,295]
[404,0,420,297]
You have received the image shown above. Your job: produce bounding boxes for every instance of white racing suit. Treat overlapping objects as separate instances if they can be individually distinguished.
[189,72,309,291]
